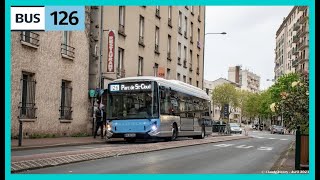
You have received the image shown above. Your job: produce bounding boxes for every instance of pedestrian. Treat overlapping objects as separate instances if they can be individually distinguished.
[94,99,104,139]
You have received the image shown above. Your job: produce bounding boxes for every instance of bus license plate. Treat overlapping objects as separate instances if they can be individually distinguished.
[124,133,136,137]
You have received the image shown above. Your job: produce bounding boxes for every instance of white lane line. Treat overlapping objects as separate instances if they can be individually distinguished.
[256,136,265,139]
[236,145,254,149]
[213,144,234,147]
[280,139,288,140]
[257,147,273,151]
[268,138,276,139]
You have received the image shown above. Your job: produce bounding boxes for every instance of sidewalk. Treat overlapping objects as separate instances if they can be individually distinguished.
[270,140,296,172]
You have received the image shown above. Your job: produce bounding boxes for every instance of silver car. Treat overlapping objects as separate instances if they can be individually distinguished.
[271,125,284,134]
[227,123,242,134]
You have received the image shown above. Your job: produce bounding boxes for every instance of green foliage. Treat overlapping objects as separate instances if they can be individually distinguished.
[29,133,57,139]
[71,132,90,137]
[242,92,260,119]
[269,73,300,103]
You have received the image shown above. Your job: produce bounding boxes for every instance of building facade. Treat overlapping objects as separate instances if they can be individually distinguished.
[89,6,206,91]
[204,78,241,121]
[274,6,309,80]
[10,8,91,138]
[228,66,260,93]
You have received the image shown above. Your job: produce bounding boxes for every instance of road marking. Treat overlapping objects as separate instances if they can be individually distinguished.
[256,136,265,139]
[257,147,273,151]
[214,144,234,147]
[268,138,276,139]
[280,139,288,140]
[236,145,253,149]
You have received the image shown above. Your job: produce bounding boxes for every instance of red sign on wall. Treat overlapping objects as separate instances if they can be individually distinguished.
[107,31,115,73]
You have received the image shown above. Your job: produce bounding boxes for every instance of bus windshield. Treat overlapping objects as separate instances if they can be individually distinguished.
[107,91,159,120]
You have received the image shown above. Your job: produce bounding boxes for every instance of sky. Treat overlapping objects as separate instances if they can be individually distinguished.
[204,6,293,90]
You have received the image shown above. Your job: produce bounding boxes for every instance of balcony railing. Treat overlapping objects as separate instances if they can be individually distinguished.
[155,9,160,18]
[178,27,182,34]
[198,15,201,22]
[61,43,75,59]
[59,106,72,120]
[299,16,309,24]
[189,63,193,72]
[293,48,299,55]
[177,57,181,65]
[298,40,309,50]
[183,60,187,68]
[118,24,125,35]
[190,37,193,43]
[196,67,200,75]
[197,41,201,49]
[20,31,40,47]
[19,102,37,119]
[167,52,171,60]
[292,35,299,43]
[139,36,145,46]
[117,68,126,78]
[168,18,172,27]
[293,23,300,31]
[184,31,188,39]
[154,44,160,54]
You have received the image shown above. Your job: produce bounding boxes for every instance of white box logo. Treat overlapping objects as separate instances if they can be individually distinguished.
[110,85,120,92]
[11,6,45,31]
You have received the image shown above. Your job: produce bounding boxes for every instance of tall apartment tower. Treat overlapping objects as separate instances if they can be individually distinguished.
[89,6,206,91]
[274,6,309,80]
[228,66,260,93]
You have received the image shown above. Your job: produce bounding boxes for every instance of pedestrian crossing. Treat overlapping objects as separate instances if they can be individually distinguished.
[213,143,273,151]
[250,135,288,141]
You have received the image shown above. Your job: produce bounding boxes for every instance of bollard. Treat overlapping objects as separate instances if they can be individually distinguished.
[18,120,23,146]
[295,125,301,170]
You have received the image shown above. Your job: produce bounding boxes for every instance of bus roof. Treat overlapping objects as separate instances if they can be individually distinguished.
[111,76,210,101]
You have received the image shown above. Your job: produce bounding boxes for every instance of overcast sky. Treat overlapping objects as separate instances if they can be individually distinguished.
[204,6,293,90]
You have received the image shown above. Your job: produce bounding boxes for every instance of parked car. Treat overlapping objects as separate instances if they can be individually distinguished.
[269,125,276,131]
[271,125,284,134]
[227,123,242,134]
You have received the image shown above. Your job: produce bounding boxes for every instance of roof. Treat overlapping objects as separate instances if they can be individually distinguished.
[112,76,210,100]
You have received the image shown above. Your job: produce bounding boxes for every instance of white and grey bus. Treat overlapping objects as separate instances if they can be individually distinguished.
[105,76,212,142]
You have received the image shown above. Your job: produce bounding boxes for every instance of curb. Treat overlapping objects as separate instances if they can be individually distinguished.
[270,140,295,171]
[12,136,251,173]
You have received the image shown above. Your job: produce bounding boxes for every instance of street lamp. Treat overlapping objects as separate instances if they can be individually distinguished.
[205,32,227,35]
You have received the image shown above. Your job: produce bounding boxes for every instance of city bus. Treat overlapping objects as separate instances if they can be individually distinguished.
[105,76,212,142]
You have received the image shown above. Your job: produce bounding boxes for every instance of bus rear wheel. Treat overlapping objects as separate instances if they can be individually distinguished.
[194,125,205,139]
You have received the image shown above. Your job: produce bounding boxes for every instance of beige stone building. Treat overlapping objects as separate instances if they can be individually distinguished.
[204,78,241,121]
[274,6,309,80]
[228,66,260,93]
[89,6,206,91]
[10,8,92,137]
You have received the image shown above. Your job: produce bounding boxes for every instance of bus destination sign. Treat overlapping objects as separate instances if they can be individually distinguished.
[109,82,152,93]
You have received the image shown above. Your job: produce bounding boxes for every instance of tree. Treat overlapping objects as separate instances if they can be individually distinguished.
[237,90,250,123]
[242,92,260,123]
[211,83,238,121]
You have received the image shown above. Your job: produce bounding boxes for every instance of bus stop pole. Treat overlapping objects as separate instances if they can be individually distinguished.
[18,120,23,146]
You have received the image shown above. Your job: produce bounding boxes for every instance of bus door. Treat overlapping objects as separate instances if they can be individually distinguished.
[180,101,194,131]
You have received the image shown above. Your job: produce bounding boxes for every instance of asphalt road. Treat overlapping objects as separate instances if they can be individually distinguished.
[20,131,294,174]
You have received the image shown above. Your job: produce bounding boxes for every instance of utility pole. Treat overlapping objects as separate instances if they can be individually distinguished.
[99,6,104,93]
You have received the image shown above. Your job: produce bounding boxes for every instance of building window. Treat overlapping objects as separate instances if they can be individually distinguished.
[20,31,40,48]
[117,48,125,78]
[189,77,192,85]
[190,22,193,43]
[178,11,182,34]
[197,28,201,49]
[198,6,201,22]
[167,35,171,60]
[138,56,143,76]
[168,6,172,27]
[139,15,145,46]
[183,75,186,83]
[196,81,199,87]
[177,73,181,80]
[184,16,188,38]
[178,42,181,65]
[191,6,194,15]
[156,6,160,18]
[19,72,36,119]
[167,68,171,79]
[61,31,75,58]
[189,50,193,71]
[60,80,72,120]
[155,26,160,54]
[119,6,125,35]
[154,63,159,77]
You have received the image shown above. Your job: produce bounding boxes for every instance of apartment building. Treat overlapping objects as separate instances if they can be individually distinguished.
[204,78,241,121]
[228,66,260,93]
[89,6,205,91]
[274,6,309,80]
[10,8,91,137]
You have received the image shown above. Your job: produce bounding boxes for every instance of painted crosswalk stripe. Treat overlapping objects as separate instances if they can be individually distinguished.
[236,145,253,149]
[257,147,273,151]
[268,138,276,139]
[256,136,264,139]
[280,139,288,140]
[214,144,234,147]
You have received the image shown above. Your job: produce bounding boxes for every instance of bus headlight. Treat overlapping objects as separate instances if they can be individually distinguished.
[107,124,112,131]
[151,124,157,131]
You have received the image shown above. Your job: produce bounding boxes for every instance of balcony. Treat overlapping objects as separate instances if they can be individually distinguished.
[189,63,193,72]
[298,40,309,51]
[61,43,75,59]
[184,31,188,39]
[183,60,187,68]
[168,18,172,27]
[167,52,172,61]
[196,67,200,75]
[293,48,299,55]
[198,15,201,22]
[118,24,126,37]
[293,23,300,31]
[300,26,309,37]
[155,9,160,18]
[197,41,201,49]
[20,31,40,48]
[299,16,309,24]
[138,36,145,47]
[298,6,307,11]
[296,28,302,37]
[154,44,160,54]
[178,27,182,35]
[292,35,299,43]
[177,57,181,65]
